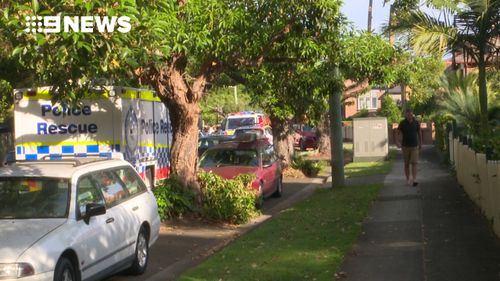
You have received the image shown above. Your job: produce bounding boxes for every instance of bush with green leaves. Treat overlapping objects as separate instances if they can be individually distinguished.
[198,171,258,224]
[471,126,500,160]
[291,156,326,177]
[0,80,13,123]
[356,108,370,118]
[153,176,195,221]
[378,95,402,124]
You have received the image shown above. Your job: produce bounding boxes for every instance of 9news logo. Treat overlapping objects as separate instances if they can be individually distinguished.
[24,16,131,33]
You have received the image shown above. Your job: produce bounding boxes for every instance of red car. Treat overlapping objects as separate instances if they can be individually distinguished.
[199,138,282,207]
[293,127,318,151]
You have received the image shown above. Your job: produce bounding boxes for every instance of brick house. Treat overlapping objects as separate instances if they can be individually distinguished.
[342,86,404,119]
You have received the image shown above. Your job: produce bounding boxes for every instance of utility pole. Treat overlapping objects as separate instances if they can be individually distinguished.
[389,4,395,46]
[330,66,345,188]
[232,85,238,105]
[367,0,374,33]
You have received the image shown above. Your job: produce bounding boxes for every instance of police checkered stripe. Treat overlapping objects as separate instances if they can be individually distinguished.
[138,146,155,160]
[156,147,170,167]
[15,143,119,160]
[136,163,146,174]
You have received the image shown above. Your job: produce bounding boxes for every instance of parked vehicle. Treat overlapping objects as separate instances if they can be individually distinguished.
[293,125,318,151]
[12,87,173,187]
[199,138,282,207]
[198,135,233,156]
[234,125,273,144]
[0,156,160,281]
[219,111,271,136]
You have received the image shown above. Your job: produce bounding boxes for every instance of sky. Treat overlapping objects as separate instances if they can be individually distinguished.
[341,0,391,33]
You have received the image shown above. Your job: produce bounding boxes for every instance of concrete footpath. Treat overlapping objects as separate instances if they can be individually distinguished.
[340,146,500,281]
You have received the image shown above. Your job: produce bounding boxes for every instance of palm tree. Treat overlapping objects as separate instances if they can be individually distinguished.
[438,71,481,135]
[388,0,500,129]
[438,70,499,136]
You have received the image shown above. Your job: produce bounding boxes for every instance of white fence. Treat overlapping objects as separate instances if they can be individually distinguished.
[448,132,500,236]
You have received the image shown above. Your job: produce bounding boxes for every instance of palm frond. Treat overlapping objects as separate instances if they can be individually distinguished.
[407,11,456,55]
[438,71,481,134]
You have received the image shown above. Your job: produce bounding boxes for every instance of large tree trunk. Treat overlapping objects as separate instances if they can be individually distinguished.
[317,112,331,157]
[168,102,200,188]
[154,56,210,195]
[287,132,295,161]
[331,67,345,188]
[270,116,293,167]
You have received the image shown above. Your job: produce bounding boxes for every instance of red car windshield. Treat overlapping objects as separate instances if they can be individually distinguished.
[200,149,258,167]
[0,177,70,219]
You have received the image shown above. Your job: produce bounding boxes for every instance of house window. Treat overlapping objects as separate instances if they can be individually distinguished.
[357,91,379,110]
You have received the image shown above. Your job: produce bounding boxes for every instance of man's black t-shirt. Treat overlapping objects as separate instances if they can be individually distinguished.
[398,119,420,147]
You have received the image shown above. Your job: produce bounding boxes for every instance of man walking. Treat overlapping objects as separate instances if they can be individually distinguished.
[396,108,422,186]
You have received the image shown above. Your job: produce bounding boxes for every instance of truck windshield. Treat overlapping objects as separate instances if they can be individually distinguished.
[227,117,255,129]
[0,178,70,219]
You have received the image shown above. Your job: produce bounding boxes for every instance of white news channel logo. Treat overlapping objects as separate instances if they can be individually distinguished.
[24,16,131,33]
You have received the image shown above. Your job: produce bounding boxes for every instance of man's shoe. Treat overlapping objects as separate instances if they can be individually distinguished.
[412,182,419,187]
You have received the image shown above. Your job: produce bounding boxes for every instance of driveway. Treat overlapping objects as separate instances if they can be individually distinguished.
[105,177,324,281]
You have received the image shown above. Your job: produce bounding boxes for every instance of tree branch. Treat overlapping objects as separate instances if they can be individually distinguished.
[236,56,304,67]
[342,79,370,100]
[209,106,225,117]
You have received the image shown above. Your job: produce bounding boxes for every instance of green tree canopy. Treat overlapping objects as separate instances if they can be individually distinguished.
[1,0,346,190]
[387,0,500,127]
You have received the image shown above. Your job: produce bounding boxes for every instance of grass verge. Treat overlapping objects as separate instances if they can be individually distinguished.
[178,183,383,281]
[344,148,397,178]
[344,161,392,177]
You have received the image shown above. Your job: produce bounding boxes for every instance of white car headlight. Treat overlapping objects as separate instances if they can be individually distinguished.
[0,263,35,279]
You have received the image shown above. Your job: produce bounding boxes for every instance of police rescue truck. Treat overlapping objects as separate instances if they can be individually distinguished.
[13,86,172,186]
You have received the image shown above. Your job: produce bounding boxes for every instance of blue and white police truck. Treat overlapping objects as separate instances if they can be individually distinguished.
[13,86,172,186]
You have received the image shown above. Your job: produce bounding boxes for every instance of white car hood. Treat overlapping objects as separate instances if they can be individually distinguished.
[0,219,66,262]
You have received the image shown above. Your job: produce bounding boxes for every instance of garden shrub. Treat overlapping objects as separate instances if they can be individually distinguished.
[198,171,258,224]
[378,95,402,124]
[153,175,195,221]
[291,156,326,177]
[471,130,500,160]
[356,108,370,118]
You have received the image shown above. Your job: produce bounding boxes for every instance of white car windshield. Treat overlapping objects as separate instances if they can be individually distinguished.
[0,178,70,219]
[227,117,255,129]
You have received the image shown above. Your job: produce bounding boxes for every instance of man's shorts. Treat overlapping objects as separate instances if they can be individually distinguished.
[402,146,419,164]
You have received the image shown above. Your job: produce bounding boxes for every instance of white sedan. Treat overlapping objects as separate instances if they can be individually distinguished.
[0,158,160,281]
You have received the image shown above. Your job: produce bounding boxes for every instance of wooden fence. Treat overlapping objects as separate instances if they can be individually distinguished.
[448,132,500,236]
